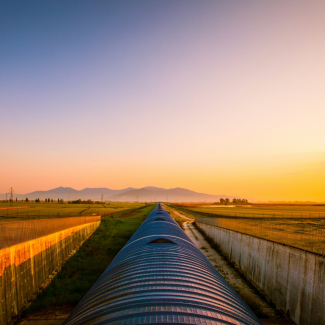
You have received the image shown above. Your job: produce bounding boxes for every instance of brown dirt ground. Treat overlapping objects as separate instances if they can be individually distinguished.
[13,306,74,325]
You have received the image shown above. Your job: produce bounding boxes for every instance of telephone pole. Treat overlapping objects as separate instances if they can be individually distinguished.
[9,187,14,205]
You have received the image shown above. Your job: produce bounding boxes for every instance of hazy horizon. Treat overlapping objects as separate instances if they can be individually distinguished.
[1,184,324,203]
[1,1,324,202]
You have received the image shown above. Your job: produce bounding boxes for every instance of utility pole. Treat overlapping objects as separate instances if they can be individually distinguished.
[9,187,14,205]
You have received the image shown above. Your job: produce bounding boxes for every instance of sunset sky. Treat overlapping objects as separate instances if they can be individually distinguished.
[1,1,324,201]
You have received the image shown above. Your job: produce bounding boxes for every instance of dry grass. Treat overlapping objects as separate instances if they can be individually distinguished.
[0,202,145,221]
[170,204,325,255]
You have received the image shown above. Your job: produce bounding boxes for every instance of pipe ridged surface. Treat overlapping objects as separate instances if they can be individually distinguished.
[64,204,261,325]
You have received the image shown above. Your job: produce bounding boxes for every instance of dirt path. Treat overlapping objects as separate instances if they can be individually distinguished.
[171,209,194,220]
[182,219,291,325]
[13,306,73,325]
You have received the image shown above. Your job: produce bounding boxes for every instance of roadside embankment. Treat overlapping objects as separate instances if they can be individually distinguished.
[0,218,100,325]
[165,205,290,324]
[196,221,325,325]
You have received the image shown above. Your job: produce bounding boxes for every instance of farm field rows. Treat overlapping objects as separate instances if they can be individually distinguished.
[170,204,325,255]
[187,204,325,218]
[0,202,145,221]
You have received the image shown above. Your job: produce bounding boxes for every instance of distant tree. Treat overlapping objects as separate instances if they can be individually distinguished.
[233,199,249,205]
[16,197,17,202]
[48,198,50,203]
[71,199,94,204]
[25,198,29,202]
[225,198,230,205]
[220,198,225,204]
[233,198,237,204]
[58,198,59,203]
[51,199,53,202]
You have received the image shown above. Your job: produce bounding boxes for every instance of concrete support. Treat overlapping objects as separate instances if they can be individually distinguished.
[196,222,325,325]
[0,220,100,324]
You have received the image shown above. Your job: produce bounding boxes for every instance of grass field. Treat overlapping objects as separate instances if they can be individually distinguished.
[169,204,325,255]
[178,204,325,218]
[23,204,155,314]
[0,202,145,221]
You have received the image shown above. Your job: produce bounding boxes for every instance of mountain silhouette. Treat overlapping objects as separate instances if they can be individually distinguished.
[3,186,250,202]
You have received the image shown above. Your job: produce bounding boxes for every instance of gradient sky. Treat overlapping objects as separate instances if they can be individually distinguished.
[1,1,324,201]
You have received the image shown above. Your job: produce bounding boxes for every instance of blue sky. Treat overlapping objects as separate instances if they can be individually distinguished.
[1,1,325,200]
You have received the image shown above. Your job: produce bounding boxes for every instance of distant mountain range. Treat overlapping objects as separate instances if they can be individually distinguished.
[0,186,253,202]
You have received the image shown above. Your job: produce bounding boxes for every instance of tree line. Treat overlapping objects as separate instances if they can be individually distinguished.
[219,198,249,205]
